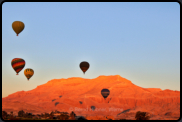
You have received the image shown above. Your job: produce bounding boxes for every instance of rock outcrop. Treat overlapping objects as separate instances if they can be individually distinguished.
[2,75,180,120]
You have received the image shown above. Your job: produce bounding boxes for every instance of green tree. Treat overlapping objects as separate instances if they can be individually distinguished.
[69,111,76,120]
[59,113,69,120]
[10,111,14,119]
[41,113,44,118]
[18,110,25,117]
[49,111,54,119]
[44,112,50,118]
[2,111,7,119]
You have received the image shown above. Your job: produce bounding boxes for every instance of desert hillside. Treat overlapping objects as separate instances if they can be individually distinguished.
[2,75,180,120]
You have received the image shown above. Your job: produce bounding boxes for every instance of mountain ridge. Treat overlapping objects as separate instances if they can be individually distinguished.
[2,75,180,120]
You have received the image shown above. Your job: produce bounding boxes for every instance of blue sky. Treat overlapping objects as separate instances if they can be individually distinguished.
[2,2,180,98]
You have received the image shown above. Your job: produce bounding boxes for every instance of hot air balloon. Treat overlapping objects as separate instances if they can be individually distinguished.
[101,89,110,99]
[91,106,96,111]
[11,58,25,75]
[12,21,25,36]
[80,61,89,74]
[24,68,34,80]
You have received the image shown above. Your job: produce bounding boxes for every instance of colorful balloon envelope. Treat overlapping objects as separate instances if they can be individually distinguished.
[24,68,34,80]
[80,61,89,74]
[11,58,25,75]
[12,21,25,36]
[101,89,110,99]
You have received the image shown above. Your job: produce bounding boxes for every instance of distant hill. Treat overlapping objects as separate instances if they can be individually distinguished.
[2,75,180,120]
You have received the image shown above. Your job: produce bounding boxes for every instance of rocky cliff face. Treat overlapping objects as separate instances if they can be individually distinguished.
[2,75,180,120]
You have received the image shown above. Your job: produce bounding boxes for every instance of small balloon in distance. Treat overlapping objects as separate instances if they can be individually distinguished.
[80,61,89,74]
[12,21,25,36]
[101,89,110,99]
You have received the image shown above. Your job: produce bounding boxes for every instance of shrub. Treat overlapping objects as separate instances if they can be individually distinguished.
[2,111,7,119]
[69,111,76,120]
[59,113,69,120]
[135,111,150,120]
[18,110,25,117]
[77,116,87,120]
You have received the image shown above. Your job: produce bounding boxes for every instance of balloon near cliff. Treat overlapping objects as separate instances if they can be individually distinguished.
[101,89,110,99]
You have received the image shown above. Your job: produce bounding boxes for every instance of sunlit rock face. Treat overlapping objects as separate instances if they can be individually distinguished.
[2,75,180,120]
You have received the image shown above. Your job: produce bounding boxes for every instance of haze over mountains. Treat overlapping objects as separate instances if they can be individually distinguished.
[2,75,180,120]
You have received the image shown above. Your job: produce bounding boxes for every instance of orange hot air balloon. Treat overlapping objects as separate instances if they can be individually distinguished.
[11,58,25,75]
[12,21,25,36]
[79,61,89,74]
[24,68,34,80]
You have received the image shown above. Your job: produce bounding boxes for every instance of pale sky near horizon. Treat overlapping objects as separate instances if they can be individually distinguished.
[2,2,180,98]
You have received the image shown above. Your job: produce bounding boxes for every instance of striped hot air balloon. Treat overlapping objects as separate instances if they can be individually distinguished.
[11,58,25,75]
[24,68,34,80]
[12,21,25,36]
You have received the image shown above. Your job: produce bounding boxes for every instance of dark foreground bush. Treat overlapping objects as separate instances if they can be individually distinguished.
[135,111,150,120]
[2,111,7,119]
[59,113,69,120]
[18,110,25,117]
[77,116,87,120]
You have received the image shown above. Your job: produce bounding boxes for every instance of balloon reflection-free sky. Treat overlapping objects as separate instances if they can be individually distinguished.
[2,2,180,98]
